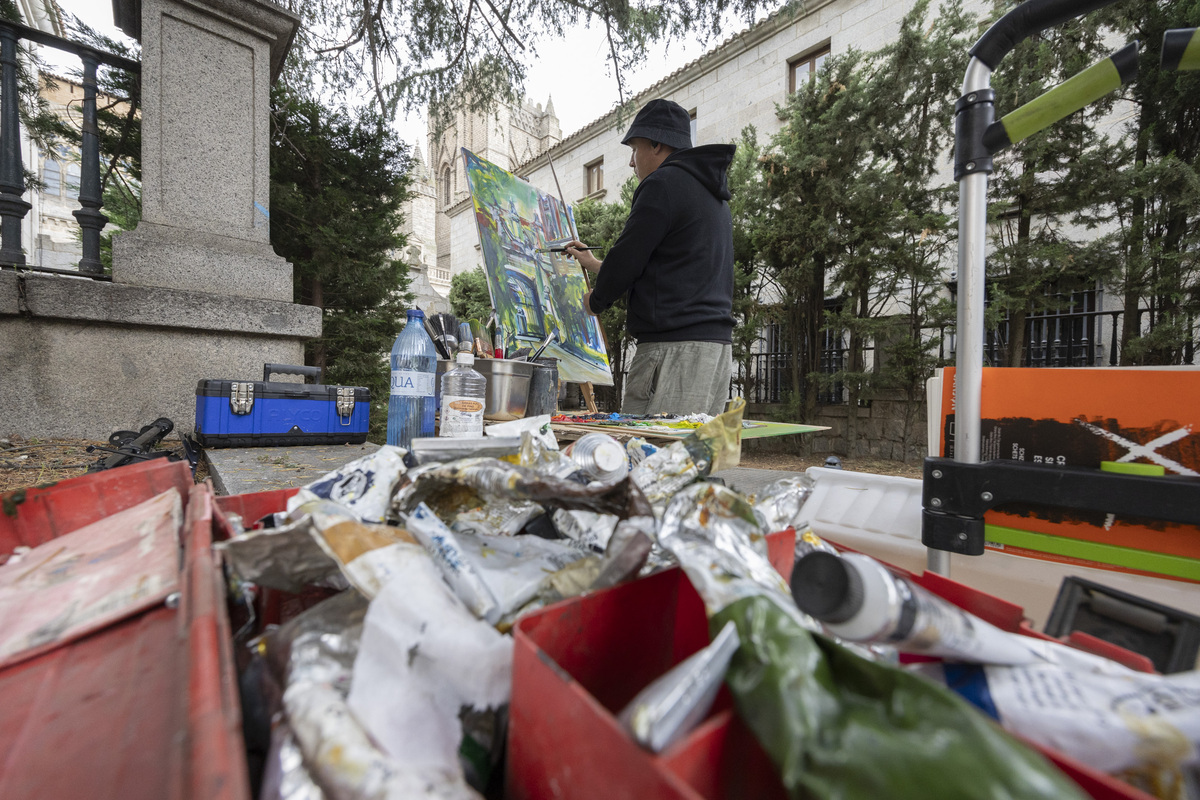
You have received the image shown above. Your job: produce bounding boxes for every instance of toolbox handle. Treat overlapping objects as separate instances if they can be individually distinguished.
[263,363,323,383]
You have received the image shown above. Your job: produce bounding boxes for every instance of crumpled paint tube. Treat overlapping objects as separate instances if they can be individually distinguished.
[451,501,542,538]
[392,457,651,519]
[657,482,805,621]
[453,532,591,618]
[630,397,746,513]
[750,474,815,535]
[287,445,409,523]
[404,503,502,626]
[215,513,343,594]
[918,660,1200,795]
[258,720,325,800]
[303,508,422,600]
[550,509,616,552]
[618,620,740,753]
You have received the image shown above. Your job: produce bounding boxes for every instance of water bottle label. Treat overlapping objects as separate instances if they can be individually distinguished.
[440,394,485,438]
[391,369,434,397]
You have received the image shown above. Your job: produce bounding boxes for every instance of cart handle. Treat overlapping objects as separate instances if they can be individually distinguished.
[983,41,1138,153]
[1162,28,1199,71]
[969,0,1123,70]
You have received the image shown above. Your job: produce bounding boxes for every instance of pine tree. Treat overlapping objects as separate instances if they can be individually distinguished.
[1096,0,1200,365]
[725,127,771,404]
[751,0,971,456]
[986,8,1116,367]
[449,267,494,322]
[269,85,414,441]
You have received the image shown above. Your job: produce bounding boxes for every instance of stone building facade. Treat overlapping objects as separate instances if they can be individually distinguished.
[404,95,563,303]
[425,0,989,298]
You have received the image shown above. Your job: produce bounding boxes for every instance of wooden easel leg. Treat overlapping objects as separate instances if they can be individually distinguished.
[581,382,598,413]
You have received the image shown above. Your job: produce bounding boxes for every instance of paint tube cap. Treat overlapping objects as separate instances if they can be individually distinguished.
[790,551,865,624]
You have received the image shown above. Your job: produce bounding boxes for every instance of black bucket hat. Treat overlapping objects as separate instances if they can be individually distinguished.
[621,98,692,151]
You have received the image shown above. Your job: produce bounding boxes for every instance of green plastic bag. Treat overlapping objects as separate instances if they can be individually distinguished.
[711,595,1088,800]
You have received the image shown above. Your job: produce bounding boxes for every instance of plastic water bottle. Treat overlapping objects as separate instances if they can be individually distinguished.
[439,351,487,438]
[388,309,437,449]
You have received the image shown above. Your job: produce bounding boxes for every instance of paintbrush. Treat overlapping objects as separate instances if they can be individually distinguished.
[537,246,600,253]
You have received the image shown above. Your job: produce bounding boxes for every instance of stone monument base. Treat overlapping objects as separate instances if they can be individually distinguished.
[112,221,297,302]
[0,271,322,439]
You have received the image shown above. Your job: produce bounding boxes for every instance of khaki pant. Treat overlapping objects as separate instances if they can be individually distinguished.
[622,340,732,417]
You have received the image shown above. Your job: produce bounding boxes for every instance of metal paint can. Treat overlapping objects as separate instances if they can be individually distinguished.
[525,358,559,417]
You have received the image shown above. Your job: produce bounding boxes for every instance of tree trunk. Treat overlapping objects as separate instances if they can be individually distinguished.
[310,276,326,372]
[1120,121,1151,364]
[1007,203,1033,366]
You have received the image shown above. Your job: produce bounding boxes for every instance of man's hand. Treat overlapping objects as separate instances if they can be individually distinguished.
[582,290,597,317]
[564,240,602,274]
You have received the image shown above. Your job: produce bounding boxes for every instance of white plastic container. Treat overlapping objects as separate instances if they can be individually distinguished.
[439,352,487,438]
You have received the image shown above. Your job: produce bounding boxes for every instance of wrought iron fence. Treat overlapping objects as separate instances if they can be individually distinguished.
[745,307,1197,407]
[0,18,139,278]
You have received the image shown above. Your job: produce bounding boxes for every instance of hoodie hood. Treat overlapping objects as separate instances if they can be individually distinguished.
[657,144,736,201]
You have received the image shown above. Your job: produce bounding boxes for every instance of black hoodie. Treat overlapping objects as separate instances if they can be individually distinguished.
[587,144,736,344]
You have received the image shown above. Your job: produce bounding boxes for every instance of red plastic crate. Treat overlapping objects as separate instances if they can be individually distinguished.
[508,529,1158,800]
[0,461,251,800]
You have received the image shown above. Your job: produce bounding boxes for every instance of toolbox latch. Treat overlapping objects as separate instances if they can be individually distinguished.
[336,387,355,423]
[230,382,255,415]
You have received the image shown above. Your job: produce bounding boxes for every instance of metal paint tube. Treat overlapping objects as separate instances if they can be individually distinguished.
[751,474,815,535]
[287,445,409,523]
[791,552,1042,665]
[618,620,741,753]
[405,502,502,625]
[658,482,809,626]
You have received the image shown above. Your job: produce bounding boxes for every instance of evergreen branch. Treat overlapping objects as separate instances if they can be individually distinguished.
[603,12,626,107]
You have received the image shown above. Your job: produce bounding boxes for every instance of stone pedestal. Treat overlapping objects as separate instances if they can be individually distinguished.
[112,0,300,301]
[0,0,321,440]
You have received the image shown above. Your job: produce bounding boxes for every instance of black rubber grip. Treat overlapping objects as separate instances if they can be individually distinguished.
[969,0,1122,70]
[1162,28,1196,72]
[263,363,323,382]
[1112,40,1140,84]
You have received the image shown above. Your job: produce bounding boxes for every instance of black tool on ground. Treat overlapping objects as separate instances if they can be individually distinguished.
[86,417,181,473]
[1044,576,1200,674]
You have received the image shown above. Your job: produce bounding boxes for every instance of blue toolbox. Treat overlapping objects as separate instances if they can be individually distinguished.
[194,363,370,448]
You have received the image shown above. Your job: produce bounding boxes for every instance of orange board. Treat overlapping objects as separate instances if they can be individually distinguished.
[937,367,1200,564]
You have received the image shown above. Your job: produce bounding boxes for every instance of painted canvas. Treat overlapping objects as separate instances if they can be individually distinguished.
[461,148,612,385]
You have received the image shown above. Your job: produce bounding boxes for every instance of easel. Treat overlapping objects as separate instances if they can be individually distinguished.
[547,152,601,414]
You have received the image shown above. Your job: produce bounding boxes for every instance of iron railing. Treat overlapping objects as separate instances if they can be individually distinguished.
[746,307,1198,407]
[0,18,139,277]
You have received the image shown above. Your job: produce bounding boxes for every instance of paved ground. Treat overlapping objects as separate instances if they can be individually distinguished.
[204,441,795,497]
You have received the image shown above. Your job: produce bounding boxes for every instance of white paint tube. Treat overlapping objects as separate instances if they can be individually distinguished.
[915,660,1200,787]
[405,502,502,626]
[790,551,1044,665]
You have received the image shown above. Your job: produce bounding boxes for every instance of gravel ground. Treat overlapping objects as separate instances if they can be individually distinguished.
[0,435,922,495]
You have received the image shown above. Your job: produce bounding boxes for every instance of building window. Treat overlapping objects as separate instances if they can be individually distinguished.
[585,158,603,195]
[689,110,698,146]
[43,158,61,196]
[66,162,80,196]
[441,165,452,206]
[789,44,831,92]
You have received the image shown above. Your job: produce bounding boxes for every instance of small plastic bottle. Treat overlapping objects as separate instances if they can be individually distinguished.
[439,350,487,438]
[388,308,437,449]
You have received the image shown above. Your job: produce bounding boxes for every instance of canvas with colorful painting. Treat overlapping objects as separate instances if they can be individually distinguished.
[461,148,613,386]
